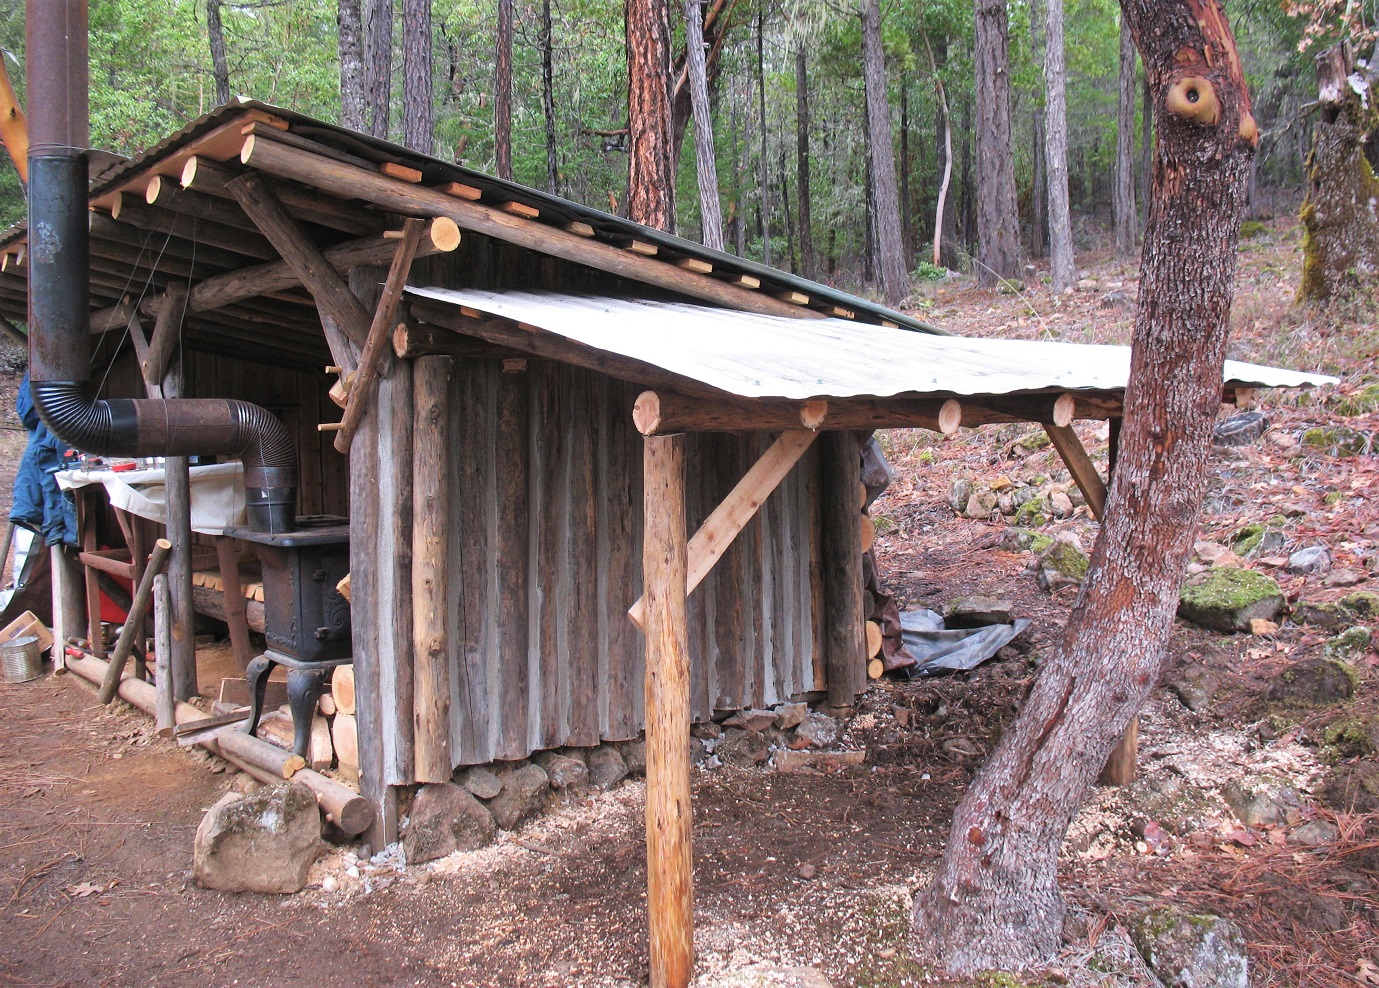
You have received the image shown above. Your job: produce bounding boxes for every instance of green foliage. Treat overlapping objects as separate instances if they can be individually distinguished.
[913,259,947,280]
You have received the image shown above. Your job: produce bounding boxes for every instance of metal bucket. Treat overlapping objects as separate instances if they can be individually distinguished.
[0,634,43,683]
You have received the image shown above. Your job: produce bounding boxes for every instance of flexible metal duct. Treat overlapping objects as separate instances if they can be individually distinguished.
[26,0,297,533]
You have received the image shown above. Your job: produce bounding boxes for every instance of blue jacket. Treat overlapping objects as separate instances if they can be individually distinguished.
[9,373,77,546]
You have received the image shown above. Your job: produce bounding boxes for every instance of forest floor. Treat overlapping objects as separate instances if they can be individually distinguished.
[0,216,1376,988]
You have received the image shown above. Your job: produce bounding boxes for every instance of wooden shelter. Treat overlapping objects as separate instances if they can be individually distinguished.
[1,101,1335,988]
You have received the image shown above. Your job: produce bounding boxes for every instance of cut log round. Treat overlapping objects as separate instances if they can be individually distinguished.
[860,514,876,552]
[332,711,360,784]
[428,216,463,252]
[331,664,356,715]
[867,658,885,680]
[866,620,883,659]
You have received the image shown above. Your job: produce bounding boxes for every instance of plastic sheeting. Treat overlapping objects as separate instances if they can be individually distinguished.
[899,608,1031,677]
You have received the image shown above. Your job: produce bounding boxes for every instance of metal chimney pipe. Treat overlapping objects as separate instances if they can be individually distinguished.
[25,0,298,533]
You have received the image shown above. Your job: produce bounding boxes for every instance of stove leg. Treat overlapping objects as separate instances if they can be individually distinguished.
[243,654,274,737]
[286,667,330,759]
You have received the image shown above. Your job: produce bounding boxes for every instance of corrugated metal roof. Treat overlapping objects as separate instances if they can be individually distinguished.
[406,288,1340,400]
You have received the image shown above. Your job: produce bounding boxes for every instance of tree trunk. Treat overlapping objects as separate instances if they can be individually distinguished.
[495,0,513,180]
[960,94,973,251]
[974,0,1020,286]
[1029,0,1046,259]
[207,0,231,105]
[796,48,814,279]
[912,0,1256,973]
[900,73,912,263]
[1114,17,1138,257]
[685,0,724,250]
[1299,42,1379,301]
[626,0,675,232]
[861,0,909,306]
[365,0,393,139]
[933,78,954,268]
[541,0,559,193]
[755,9,770,265]
[338,0,367,131]
[1043,0,1075,291]
[402,0,433,154]
[778,147,795,271]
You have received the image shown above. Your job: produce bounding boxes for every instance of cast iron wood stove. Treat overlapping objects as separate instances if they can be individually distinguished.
[226,515,351,757]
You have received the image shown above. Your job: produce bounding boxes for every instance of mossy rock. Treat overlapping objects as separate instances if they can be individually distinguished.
[1130,906,1248,988]
[1013,495,1050,528]
[1322,758,1379,812]
[1041,540,1089,580]
[1323,625,1374,662]
[1239,220,1269,239]
[1301,426,1370,457]
[1295,592,1379,632]
[1013,430,1052,455]
[1334,383,1379,416]
[998,527,1053,554]
[1222,776,1302,826]
[1178,568,1284,632]
[1268,657,1359,706]
[1323,716,1379,757]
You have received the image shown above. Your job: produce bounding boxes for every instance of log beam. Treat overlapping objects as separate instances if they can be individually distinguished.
[628,429,817,629]
[642,434,694,988]
[392,320,527,361]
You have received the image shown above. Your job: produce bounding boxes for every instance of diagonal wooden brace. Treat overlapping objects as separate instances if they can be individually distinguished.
[1045,422,1108,520]
[332,218,427,454]
[628,429,818,630]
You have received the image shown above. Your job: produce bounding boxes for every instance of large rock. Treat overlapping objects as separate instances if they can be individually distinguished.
[587,744,628,789]
[1293,591,1379,631]
[963,489,998,520]
[1222,776,1302,827]
[458,766,503,800]
[790,712,839,749]
[1323,626,1374,662]
[948,478,973,514]
[1177,568,1283,632]
[489,764,550,830]
[1268,657,1358,705]
[1288,546,1332,576]
[193,782,322,893]
[534,751,589,791]
[1130,906,1249,988]
[1000,527,1053,554]
[1036,539,1089,593]
[1213,411,1269,447]
[945,595,1015,629]
[403,782,497,862]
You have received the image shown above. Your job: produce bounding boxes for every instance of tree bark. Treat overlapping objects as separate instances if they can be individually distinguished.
[974,0,1020,285]
[913,0,1256,972]
[540,0,559,193]
[1299,42,1379,301]
[1029,0,1046,259]
[338,0,367,131]
[685,0,724,250]
[861,0,909,305]
[1140,75,1153,226]
[1114,17,1138,258]
[795,48,814,279]
[626,0,675,232]
[207,0,231,105]
[495,0,514,180]
[900,73,912,263]
[1043,0,1075,290]
[402,0,433,154]
[755,9,770,265]
[364,0,393,139]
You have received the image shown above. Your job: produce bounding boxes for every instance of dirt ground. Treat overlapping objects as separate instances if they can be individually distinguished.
[1,218,1376,988]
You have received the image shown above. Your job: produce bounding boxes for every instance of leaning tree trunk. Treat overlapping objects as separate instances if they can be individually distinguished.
[364,0,393,139]
[207,0,231,105]
[1299,41,1379,302]
[402,0,433,154]
[912,0,1256,973]
[685,0,725,250]
[861,0,910,306]
[796,48,814,279]
[626,0,675,232]
[974,0,1021,286]
[1113,17,1138,257]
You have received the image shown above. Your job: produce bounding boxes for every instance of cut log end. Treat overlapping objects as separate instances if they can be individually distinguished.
[633,391,663,436]
[1052,392,1076,428]
[428,216,463,252]
[801,400,828,430]
[144,174,164,205]
[867,658,884,680]
[865,620,883,659]
[938,399,963,435]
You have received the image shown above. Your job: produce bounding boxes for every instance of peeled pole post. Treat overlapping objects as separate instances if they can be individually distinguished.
[641,434,693,988]
[98,538,172,704]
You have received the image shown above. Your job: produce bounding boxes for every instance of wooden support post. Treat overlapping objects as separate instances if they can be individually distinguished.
[1099,717,1139,786]
[98,538,172,703]
[642,434,694,988]
[50,545,85,672]
[820,432,865,711]
[78,490,104,656]
[214,537,255,671]
[412,355,452,782]
[153,574,174,736]
[141,282,187,392]
[161,348,198,702]
[333,217,426,453]
[628,429,817,629]
[1045,423,1109,521]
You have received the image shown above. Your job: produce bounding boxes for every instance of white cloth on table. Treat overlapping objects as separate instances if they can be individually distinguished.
[54,462,246,536]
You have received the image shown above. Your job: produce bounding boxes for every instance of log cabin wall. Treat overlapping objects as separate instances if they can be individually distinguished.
[432,356,824,769]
